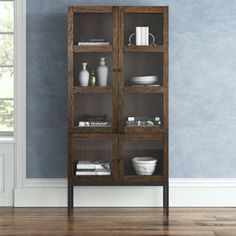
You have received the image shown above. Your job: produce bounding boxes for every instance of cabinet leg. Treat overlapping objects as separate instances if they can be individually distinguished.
[163,184,169,216]
[68,183,74,215]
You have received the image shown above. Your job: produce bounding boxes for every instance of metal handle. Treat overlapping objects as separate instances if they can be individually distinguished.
[128,32,157,46]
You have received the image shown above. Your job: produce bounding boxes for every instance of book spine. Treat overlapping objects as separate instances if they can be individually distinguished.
[75,171,111,176]
[76,165,109,169]
[76,165,96,169]
[136,27,141,46]
[78,42,110,46]
[145,27,149,45]
[141,27,145,46]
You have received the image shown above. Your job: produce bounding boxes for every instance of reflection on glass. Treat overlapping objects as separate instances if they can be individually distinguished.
[0,1,14,32]
[0,67,14,98]
[0,99,14,132]
[0,35,14,66]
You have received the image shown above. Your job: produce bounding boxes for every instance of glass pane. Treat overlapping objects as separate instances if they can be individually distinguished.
[123,140,163,176]
[0,1,14,32]
[0,67,14,98]
[0,34,13,65]
[0,99,14,132]
[72,139,113,176]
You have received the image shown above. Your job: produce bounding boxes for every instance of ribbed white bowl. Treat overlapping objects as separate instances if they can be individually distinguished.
[131,76,158,85]
[132,157,157,175]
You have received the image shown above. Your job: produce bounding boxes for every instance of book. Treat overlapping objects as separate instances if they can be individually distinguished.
[76,161,110,170]
[145,27,149,45]
[136,27,141,45]
[75,169,111,176]
[126,116,161,127]
[78,42,110,46]
[78,121,111,127]
[141,27,145,45]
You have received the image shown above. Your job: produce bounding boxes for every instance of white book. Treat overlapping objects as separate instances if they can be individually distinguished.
[141,27,146,46]
[76,165,107,170]
[76,161,110,170]
[75,169,111,176]
[135,27,141,46]
[145,27,149,45]
[78,42,110,46]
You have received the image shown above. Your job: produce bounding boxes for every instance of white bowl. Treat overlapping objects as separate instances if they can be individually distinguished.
[132,157,157,175]
[131,76,158,85]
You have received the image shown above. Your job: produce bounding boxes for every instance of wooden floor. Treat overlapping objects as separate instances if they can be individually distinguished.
[0,208,236,235]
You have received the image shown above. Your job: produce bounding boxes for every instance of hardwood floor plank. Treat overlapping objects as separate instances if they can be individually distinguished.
[1,208,236,236]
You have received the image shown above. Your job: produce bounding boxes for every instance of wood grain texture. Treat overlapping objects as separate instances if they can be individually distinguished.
[73,86,112,94]
[124,45,164,52]
[73,45,113,53]
[68,6,169,212]
[1,207,236,236]
[124,86,164,93]
[124,6,164,13]
[72,6,113,13]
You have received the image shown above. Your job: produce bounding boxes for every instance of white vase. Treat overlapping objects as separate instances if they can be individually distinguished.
[78,63,89,86]
[97,58,108,86]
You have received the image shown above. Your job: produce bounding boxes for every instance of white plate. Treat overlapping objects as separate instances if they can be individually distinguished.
[131,76,158,85]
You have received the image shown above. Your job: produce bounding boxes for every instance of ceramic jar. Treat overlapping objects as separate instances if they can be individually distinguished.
[78,62,89,86]
[97,58,108,86]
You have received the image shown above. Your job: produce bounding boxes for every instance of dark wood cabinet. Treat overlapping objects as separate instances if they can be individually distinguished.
[68,6,169,214]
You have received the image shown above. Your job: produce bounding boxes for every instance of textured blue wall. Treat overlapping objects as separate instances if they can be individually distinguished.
[26,0,236,178]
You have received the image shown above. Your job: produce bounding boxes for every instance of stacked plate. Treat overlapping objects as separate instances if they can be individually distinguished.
[130,75,158,85]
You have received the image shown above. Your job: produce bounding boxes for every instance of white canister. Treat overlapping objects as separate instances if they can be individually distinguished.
[97,58,108,86]
[78,62,89,86]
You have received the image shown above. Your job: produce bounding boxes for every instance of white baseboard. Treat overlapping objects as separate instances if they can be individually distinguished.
[14,178,236,207]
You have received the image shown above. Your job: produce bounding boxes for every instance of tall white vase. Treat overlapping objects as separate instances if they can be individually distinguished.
[78,62,89,86]
[97,58,108,86]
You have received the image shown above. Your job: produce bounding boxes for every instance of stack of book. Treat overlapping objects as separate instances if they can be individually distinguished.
[135,27,149,46]
[75,161,111,176]
[126,116,161,127]
[78,39,110,46]
[77,115,111,127]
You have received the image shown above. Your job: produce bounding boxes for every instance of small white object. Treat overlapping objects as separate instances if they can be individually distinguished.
[131,75,158,85]
[78,63,89,86]
[132,157,157,175]
[135,27,141,45]
[97,57,108,86]
[145,27,149,45]
[140,27,145,45]
[128,117,135,122]
[75,170,111,176]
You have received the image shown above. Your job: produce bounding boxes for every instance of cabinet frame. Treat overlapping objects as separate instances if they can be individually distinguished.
[68,6,169,215]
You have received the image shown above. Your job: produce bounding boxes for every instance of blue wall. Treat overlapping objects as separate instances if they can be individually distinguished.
[26,0,236,178]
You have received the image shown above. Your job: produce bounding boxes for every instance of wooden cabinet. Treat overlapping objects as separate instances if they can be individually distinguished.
[68,6,169,214]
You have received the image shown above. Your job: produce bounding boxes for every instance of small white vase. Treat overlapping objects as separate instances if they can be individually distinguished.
[78,63,89,86]
[97,58,108,86]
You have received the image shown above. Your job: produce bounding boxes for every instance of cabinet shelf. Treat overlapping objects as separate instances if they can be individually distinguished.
[73,175,113,183]
[73,45,113,53]
[124,126,163,134]
[124,45,164,52]
[73,86,112,94]
[124,86,164,93]
[71,127,112,133]
[124,175,163,183]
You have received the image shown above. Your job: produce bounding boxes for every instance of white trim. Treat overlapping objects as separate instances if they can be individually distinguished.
[0,137,15,144]
[14,0,26,188]
[0,154,4,193]
[14,178,236,207]
[12,1,236,208]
